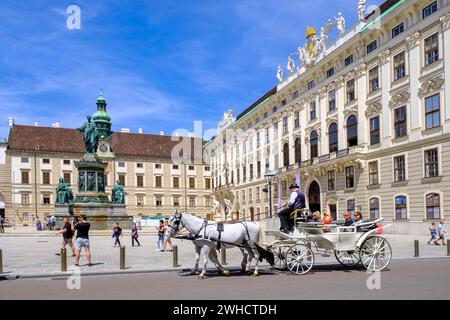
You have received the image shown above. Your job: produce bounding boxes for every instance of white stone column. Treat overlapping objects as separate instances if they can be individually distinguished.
[335,77,346,150]
[441,14,450,133]
[379,49,392,148]
[318,88,328,154]
[406,32,421,140]
[355,64,368,146]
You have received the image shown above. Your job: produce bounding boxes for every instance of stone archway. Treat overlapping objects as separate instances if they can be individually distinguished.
[307,181,321,213]
[0,193,5,219]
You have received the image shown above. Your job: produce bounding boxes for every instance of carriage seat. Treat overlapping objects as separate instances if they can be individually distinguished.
[289,209,303,220]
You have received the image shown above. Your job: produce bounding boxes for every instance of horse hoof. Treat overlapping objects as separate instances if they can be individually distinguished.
[252,272,260,277]
[223,271,230,277]
[198,275,207,280]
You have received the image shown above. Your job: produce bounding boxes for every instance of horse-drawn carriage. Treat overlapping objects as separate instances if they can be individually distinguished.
[264,209,392,275]
[166,209,392,279]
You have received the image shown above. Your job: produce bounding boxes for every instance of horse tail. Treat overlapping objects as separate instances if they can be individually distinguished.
[257,222,265,245]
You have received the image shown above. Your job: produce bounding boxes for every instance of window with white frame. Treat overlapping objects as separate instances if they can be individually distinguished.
[424,148,439,178]
[368,161,379,185]
[394,155,406,182]
[426,193,441,219]
[423,2,438,19]
[369,66,379,92]
[327,170,336,191]
[328,90,336,111]
[394,52,406,80]
[425,94,440,129]
[394,106,407,138]
[424,33,439,66]
[346,79,355,103]
[395,196,407,220]
[369,198,380,220]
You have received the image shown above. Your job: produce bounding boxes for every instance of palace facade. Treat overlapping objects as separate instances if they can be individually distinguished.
[206,0,450,234]
[0,97,211,225]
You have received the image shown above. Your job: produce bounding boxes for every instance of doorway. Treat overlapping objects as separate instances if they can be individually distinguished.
[307,181,321,213]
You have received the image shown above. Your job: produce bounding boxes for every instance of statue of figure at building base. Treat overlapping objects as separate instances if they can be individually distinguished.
[56,178,74,205]
[111,181,127,205]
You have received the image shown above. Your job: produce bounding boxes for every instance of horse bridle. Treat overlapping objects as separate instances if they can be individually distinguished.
[169,212,207,238]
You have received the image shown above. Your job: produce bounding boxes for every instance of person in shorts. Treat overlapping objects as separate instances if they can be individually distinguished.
[428,222,438,245]
[436,221,447,246]
[72,215,92,267]
[55,217,76,257]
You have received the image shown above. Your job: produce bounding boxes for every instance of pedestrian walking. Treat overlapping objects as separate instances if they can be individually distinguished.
[36,218,42,231]
[50,215,57,231]
[0,216,5,233]
[161,220,174,252]
[131,223,141,247]
[72,215,92,267]
[112,223,123,247]
[428,222,438,245]
[55,217,76,257]
[436,221,447,246]
[156,220,165,251]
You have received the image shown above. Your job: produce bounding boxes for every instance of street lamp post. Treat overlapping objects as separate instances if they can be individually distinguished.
[264,171,275,218]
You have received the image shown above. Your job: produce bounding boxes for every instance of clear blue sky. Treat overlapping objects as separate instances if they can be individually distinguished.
[0,0,376,140]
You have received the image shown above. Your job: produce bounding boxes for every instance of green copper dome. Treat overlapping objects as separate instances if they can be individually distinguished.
[92,89,112,138]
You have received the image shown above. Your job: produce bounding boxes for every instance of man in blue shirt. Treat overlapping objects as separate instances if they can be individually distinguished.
[278,184,306,234]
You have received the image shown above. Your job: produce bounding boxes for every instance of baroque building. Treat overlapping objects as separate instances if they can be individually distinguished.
[206,0,450,234]
[0,95,211,225]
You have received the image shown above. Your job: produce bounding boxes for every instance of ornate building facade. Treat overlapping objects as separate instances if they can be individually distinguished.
[0,96,211,225]
[206,0,450,234]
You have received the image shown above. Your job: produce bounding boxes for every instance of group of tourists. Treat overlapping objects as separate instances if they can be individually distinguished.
[428,221,447,246]
[156,219,174,252]
[112,223,141,248]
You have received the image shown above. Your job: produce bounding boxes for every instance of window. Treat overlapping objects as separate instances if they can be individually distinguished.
[136,163,144,169]
[310,101,317,121]
[392,23,404,38]
[293,91,299,100]
[283,143,290,167]
[281,99,287,106]
[118,162,125,168]
[369,198,380,220]
[327,170,336,191]
[346,79,355,103]
[367,40,377,54]
[426,193,441,219]
[347,199,356,216]
[425,33,439,65]
[370,116,380,145]
[137,195,144,206]
[395,196,407,219]
[189,177,196,189]
[295,138,302,164]
[368,161,379,185]
[204,166,210,172]
[155,196,162,207]
[310,131,318,159]
[294,111,300,128]
[257,161,261,178]
[423,1,437,19]
[63,172,71,185]
[22,212,30,221]
[327,67,335,78]
[345,166,355,189]
[307,80,316,90]
[42,159,50,164]
[42,172,50,185]
[347,115,358,147]
[425,148,439,178]
[118,174,126,186]
[155,163,162,169]
[425,94,440,129]
[189,165,195,171]
[136,175,144,187]
[394,155,406,182]
[204,178,211,189]
[249,164,254,180]
[172,176,180,188]
[21,157,29,163]
[63,160,71,166]
[328,90,336,111]
[394,52,406,80]
[328,123,338,153]
[344,55,354,67]
[205,196,211,207]
[21,194,30,205]
[369,66,379,92]
[283,116,288,134]
[272,106,278,113]
[394,106,407,138]
[173,196,180,207]
[189,196,196,208]
[264,112,268,119]
[155,176,162,188]
[274,122,279,140]
[43,194,51,205]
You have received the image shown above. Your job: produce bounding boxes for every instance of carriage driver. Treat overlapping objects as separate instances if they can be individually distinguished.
[278,183,306,234]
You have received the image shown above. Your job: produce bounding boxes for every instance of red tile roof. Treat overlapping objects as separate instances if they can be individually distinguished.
[7,125,203,160]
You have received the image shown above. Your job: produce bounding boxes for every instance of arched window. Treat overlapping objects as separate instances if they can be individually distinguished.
[426,193,441,220]
[283,143,290,167]
[295,138,302,164]
[328,123,338,153]
[310,131,318,159]
[369,198,380,220]
[395,196,407,220]
[347,115,358,147]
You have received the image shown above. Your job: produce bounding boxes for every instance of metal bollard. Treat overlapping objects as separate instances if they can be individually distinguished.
[447,242,450,257]
[120,246,126,270]
[60,249,67,272]
[173,245,179,268]
[414,240,420,258]
[221,248,227,266]
[0,249,3,274]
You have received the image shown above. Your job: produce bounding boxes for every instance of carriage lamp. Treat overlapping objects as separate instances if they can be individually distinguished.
[264,171,276,218]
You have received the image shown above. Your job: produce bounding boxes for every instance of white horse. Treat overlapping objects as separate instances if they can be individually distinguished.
[165,211,264,279]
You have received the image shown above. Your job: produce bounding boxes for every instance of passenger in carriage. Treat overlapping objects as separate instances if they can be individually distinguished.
[278,183,306,234]
[353,211,365,226]
[343,212,354,226]
[322,211,333,233]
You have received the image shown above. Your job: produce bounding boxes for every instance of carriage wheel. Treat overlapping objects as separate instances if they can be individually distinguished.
[359,236,392,272]
[334,250,361,267]
[285,244,314,275]
[270,242,291,270]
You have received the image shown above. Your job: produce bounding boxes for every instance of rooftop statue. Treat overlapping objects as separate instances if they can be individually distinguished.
[276,65,284,82]
[358,0,367,21]
[111,180,127,205]
[78,116,100,154]
[56,178,74,205]
[335,12,346,35]
[287,56,296,75]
